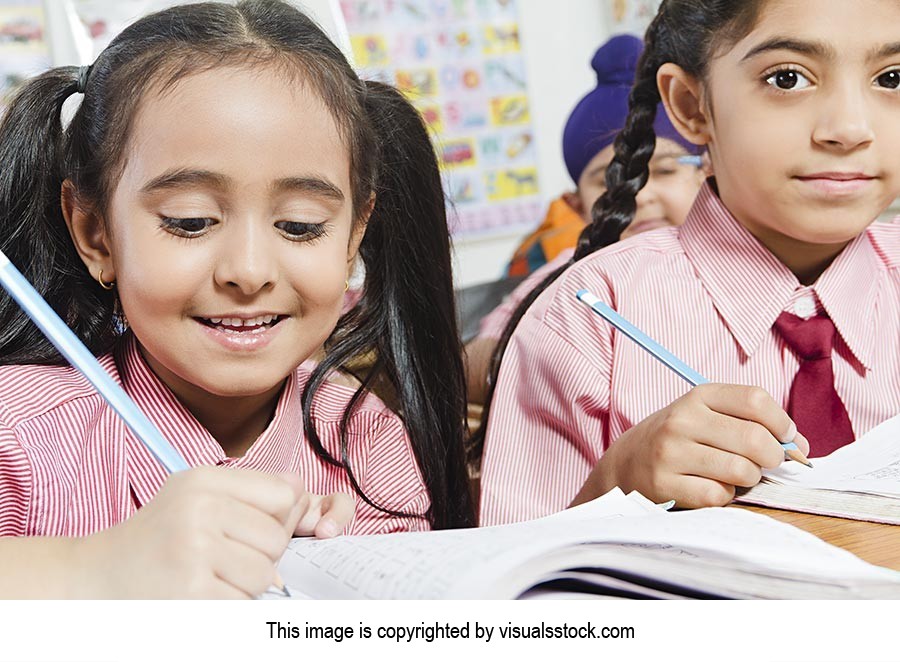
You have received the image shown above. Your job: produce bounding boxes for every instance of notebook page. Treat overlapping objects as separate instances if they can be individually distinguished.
[277,489,662,599]
[277,497,898,599]
[761,412,900,496]
[580,507,896,581]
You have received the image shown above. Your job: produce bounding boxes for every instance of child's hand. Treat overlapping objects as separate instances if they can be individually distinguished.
[73,466,350,598]
[287,481,355,539]
[574,384,811,509]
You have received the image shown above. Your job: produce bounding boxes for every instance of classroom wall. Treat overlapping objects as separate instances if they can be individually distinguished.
[451,0,611,288]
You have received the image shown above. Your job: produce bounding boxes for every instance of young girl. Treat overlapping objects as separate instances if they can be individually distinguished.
[480,0,900,525]
[0,0,473,597]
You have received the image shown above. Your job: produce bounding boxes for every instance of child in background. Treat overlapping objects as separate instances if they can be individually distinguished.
[480,0,900,525]
[506,34,703,278]
[466,34,706,404]
[0,0,473,597]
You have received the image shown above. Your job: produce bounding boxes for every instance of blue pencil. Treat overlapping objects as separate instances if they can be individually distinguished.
[0,250,189,473]
[575,288,812,467]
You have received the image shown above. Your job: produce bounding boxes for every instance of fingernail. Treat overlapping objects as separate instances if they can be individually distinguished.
[779,421,797,444]
[318,518,340,538]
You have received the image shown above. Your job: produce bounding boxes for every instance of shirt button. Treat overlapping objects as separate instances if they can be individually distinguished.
[793,296,816,318]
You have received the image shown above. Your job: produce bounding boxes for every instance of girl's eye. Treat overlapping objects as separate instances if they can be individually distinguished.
[274,221,328,242]
[160,217,216,236]
[764,69,812,91]
[876,70,900,89]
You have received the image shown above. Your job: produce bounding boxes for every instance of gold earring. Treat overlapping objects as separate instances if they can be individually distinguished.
[97,269,115,291]
[344,279,350,292]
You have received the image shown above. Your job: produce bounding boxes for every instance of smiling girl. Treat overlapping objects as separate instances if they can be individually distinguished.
[0,0,472,596]
[479,0,900,525]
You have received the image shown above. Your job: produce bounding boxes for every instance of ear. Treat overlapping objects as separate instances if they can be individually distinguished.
[562,190,585,216]
[657,63,711,147]
[347,191,375,266]
[60,180,115,283]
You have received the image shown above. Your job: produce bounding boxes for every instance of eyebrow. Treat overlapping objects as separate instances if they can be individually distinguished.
[742,37,900,64]
[273,176,344,202]
[140,169,229,195]
[139,169,345,203]
[741,37,837,63]
[869,42,900,60]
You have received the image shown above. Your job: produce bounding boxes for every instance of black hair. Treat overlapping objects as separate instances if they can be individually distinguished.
[0,0,474,529]
[469,0,764,467]
[303,79,475,530]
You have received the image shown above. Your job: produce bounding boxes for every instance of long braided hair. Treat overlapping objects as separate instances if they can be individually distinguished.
[469,0,763,467]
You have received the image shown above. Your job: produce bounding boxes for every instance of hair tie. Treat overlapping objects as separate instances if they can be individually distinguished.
[76,65,92,94]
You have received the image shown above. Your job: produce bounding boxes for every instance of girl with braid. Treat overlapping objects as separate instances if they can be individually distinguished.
[0,0,473,596]
[478,0,900,525]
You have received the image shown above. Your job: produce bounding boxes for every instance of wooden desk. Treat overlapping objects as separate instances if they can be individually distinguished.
[735,506,900,571]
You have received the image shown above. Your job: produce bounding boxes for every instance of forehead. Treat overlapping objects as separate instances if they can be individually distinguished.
[118,65,350,195]
[723,0,900,65]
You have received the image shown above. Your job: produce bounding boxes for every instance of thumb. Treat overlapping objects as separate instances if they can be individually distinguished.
[293,492,356,538]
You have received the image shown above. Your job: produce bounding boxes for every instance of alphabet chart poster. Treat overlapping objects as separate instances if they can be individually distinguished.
[339,0,543,236]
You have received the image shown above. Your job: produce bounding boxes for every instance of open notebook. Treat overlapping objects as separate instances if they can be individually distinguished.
[736,412,900,524]
[274,489,900,600]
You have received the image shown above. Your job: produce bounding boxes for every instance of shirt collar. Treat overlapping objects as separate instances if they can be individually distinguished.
[115,333,302,506]
[679,180,881,369]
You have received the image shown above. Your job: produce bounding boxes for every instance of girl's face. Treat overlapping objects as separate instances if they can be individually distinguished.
[571,137,706,238]
[98,67,362,403]
[701,0,900,265]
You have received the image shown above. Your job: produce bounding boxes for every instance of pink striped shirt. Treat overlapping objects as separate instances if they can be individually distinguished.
[481,182,900,525]
[0,334,430,537]
[478,249,575,341]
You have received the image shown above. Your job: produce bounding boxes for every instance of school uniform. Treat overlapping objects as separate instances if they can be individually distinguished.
[0,333,430,537]
[479,249,574,341]
[480,181,900,526]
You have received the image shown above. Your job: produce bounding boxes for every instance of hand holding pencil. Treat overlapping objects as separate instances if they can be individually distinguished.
[570,290,812,510]
[73,467,354,599]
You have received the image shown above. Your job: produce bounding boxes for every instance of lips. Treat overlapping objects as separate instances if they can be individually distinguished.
[796,172,874,182]
[794,172,876,196]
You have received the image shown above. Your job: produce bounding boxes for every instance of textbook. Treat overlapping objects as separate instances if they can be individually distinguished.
[275,489,900,600]
[736,412,900,525]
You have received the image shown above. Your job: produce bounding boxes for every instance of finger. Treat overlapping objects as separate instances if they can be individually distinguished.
[191,467,304,523]
[694,384,795,453]
[220,499,292,562]
[313,493,356,538]
[667,475,736,509]
[211,536,280,599]
[667,440,764,490]
[294,493,355,537]
[688,412,787,469]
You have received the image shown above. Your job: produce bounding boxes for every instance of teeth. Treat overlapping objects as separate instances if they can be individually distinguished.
[204,314,278,327]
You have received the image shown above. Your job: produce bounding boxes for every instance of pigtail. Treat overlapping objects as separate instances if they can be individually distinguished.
[302,80,475,530]
[469,18,670,466]
[0,68,117,365]
[574,19,667,258]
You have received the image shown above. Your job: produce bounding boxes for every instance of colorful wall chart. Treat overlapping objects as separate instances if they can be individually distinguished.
[0,0,50,115]
[339,0,543,236]
[605,0,662,36]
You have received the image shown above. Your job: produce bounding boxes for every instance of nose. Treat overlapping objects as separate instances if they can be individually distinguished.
[213,221,278,295]
[635,173,661,211]
[812,82,875,151]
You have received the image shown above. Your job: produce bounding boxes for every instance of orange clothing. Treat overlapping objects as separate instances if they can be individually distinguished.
[506,197,585,277]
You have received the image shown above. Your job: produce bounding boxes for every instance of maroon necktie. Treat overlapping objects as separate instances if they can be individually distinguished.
[773,311,854,457]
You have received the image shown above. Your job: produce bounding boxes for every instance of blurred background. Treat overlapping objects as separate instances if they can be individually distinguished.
[1,0,896,292]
